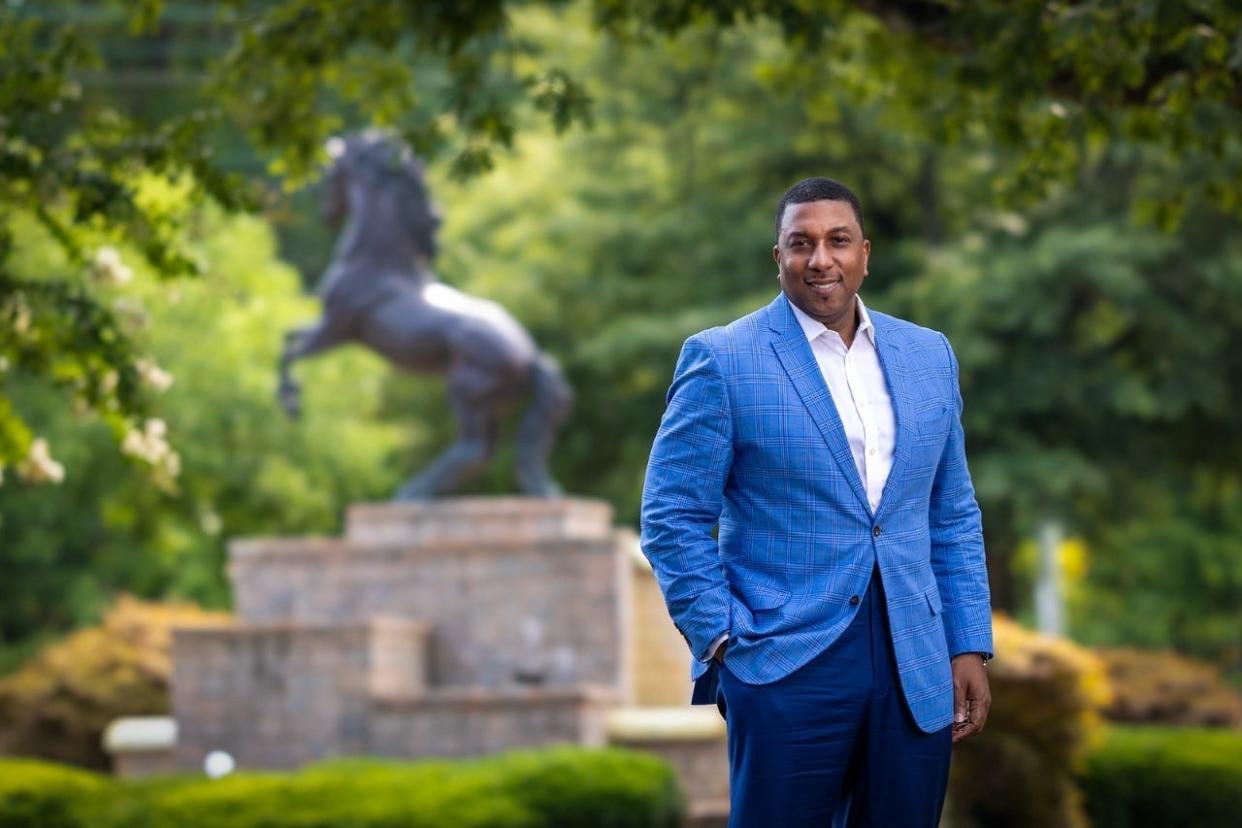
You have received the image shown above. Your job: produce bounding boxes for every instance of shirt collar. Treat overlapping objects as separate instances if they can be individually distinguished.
[785,294,876,347]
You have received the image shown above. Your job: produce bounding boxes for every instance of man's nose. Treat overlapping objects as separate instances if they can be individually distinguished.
[808,241,832,270]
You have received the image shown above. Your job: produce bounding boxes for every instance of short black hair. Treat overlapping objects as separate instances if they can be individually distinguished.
[775,177,865,238]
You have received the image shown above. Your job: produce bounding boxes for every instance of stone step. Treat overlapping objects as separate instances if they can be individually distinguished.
[369,684,619,758]
[345,496,614,546]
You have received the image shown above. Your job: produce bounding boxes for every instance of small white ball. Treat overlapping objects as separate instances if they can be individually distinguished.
[204,750,236,779]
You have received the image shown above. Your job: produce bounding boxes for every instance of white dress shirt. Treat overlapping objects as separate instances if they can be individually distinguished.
[786,295,896,513]
[705,295,898,664]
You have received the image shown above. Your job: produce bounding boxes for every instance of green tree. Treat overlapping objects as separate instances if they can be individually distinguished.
[4,0,1240,481]
[886,192,1242,661]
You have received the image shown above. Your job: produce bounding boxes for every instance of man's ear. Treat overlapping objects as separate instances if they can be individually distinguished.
[862,238,871,276]
[772,244,780,265]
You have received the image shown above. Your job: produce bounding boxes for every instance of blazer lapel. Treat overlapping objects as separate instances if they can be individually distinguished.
[872,313,912,522]
[766,295,872,516]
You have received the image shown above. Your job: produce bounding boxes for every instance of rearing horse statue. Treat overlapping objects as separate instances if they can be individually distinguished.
[278,130,571,499]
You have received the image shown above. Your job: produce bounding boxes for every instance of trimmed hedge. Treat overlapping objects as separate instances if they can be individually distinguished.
[485,747,684,827]
[0,748,684,828]
[1080,726,1242,828]
[0,759,113,828]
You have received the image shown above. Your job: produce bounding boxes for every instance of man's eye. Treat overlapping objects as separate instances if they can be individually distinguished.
[833,237,849,245]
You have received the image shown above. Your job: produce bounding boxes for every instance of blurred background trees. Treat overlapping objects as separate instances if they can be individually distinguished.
[1,0,1239,711]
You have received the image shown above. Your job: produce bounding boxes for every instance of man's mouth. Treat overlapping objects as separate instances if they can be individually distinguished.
[806,279,841,296]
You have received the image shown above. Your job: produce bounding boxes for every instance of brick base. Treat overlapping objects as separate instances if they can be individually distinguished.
[164,497,727,817]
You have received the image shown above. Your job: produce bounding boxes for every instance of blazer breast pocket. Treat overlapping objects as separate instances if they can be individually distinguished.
[911,404,953,445]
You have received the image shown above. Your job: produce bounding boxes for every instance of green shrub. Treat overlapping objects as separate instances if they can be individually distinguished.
[1080,726,1242,828]
[0,758,114,828]
[491,747,685,828]
[0,748,684,828]
[133,749,681,828]
[131,764,537,828]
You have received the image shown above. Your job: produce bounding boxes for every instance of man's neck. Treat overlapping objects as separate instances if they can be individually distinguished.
[828,298,860,349]
[786,294,868,349]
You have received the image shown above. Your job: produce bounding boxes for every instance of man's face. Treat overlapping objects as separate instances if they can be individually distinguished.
[773,199,870,331]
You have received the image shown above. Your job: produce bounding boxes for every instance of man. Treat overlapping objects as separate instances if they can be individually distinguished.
[640,178,992,826]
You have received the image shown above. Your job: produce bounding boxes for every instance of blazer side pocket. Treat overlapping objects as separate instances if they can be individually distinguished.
[744,585,792,611]
[731,584,792,632]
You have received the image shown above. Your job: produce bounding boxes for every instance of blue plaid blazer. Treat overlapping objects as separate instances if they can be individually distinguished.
[640,294,993,733]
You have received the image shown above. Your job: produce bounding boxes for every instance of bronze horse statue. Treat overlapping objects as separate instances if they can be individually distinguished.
[278,131,571,499]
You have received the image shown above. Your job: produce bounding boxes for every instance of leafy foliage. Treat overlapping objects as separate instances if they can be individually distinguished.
[5,0,1240,477]
[0,3,258,472]
[1072,476,1242,664]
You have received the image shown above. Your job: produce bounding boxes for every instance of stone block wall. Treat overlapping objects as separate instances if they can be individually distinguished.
[228,499,630,694]
[173,619,426,769]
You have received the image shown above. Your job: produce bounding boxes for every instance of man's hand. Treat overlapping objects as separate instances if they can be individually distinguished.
[950,653,990,742]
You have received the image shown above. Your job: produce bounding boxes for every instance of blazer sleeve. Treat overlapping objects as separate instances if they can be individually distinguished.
[929,333,994,658]
[639,334,734,662]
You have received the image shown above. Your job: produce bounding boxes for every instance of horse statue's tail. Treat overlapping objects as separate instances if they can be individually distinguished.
[514,352,573,496]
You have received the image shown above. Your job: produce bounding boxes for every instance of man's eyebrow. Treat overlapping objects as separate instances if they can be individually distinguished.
[784,226,853,237]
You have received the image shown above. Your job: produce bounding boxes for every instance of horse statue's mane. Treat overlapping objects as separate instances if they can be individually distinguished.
[279,130,572,500]
[326,130,439,262]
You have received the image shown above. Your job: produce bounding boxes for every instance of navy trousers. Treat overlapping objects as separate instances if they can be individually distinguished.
[715,570,952,827]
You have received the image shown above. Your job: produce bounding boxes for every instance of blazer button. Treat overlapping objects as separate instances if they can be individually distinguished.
[873,525,882,537]
[849,595,861,606]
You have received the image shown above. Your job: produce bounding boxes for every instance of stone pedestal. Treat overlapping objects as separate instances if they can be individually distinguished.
[168,497,724,814]
[225,498,631,692]
[173,498,634,767]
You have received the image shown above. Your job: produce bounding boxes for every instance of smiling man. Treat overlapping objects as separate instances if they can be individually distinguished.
[641,178,993,826]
